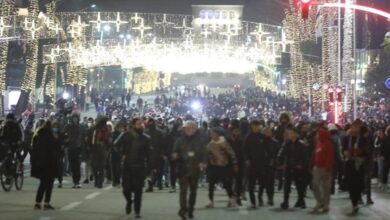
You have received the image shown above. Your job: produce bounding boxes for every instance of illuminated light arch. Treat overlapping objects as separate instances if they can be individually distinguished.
[321,3,390,19]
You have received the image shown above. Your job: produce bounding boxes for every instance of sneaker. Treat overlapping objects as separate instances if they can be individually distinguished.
[76,184,82,189]
[178,210,187,220]
[126,202,132,215]
[258,198,264,207]
[188,212,194,219]
[145,187,153,193]
[135,213,142,218]
[34,204,41,210]
[280,202,289,210]
[249,204,257,209]
[83,179,89,184]
[205,201,214,208]
[319,206,329,213]
[310,205,322,213]
[43,204,55,210]
[366,199,374,205]
[58,183,62,189]
[227,198,237,208]
[169,188,176,193]
[294,200,306,209]
[352,206,359,215]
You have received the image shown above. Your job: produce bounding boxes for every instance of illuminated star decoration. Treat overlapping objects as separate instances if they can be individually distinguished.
[69,15,89,38]
[174,18,193,37]
[49,24,62,35]
[277,28,293,52]
[0,17,12,37]
[250,24,270,44]
[45,48,60,63]
[132,18,152,39]
[130,13,142,24]
[201,26,211,38]
[89,12,106,32]
[155,14,174,34]
[110,12,128,32]
[24,19,42,39]
[220,24,238,44]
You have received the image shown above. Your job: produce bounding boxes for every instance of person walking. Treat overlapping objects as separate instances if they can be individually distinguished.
[226,124,245,205]
[117,118,151,218]
[145,118,165,192]
[111,121,126,187]
[261,126,279,206]
[342,120,368,214]
[91,117,111,188]
[243,120,270,208]
[205,128,238,208]
[311,126,334,213]
[278,125,309,210]
[64,113,83,188]
[173,120,206,220]
[31,121,60,210]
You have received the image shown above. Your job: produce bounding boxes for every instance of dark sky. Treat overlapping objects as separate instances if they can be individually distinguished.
[57,0,289,25]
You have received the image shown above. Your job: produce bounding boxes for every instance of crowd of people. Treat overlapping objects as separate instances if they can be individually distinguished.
[0,86,389,220]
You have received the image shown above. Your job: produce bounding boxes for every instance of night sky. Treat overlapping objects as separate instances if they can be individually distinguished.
[57,0,289,25]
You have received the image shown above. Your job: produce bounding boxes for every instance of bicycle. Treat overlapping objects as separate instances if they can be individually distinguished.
[0,147,24,192]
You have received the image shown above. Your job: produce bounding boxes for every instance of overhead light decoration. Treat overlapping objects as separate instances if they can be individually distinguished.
[40,12,285,77]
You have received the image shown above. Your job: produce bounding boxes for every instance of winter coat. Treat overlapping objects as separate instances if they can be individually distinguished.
[31,128,59,179]
[206,137,237,167]
[243,132,270,172]
[173,131,206,177]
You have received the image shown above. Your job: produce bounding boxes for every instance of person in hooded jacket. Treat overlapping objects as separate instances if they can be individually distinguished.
[205,128,238,208]
[91,117,111,188]
[311,126,334,213]
[31,121,60,210]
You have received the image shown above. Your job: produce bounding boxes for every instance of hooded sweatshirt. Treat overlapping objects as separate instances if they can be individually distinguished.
[313,128,335,171]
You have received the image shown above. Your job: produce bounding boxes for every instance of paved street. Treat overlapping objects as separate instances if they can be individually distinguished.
[1,175,390,220]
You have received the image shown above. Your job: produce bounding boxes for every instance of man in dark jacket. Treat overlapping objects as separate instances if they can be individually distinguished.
[64,113,83,188]
[243,120,270,208]
[118,118,151,218]
[278,125,309,210]
[145,118,165,192]
[173,120,206,220]
[226,125,245,205]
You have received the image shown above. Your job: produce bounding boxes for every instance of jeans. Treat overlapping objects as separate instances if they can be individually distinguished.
[179,173,199,215]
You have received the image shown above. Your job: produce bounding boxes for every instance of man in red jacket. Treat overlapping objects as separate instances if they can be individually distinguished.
[311,126,335,213]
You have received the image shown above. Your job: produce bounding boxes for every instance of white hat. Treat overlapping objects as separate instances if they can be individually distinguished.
[327,123,337,131]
